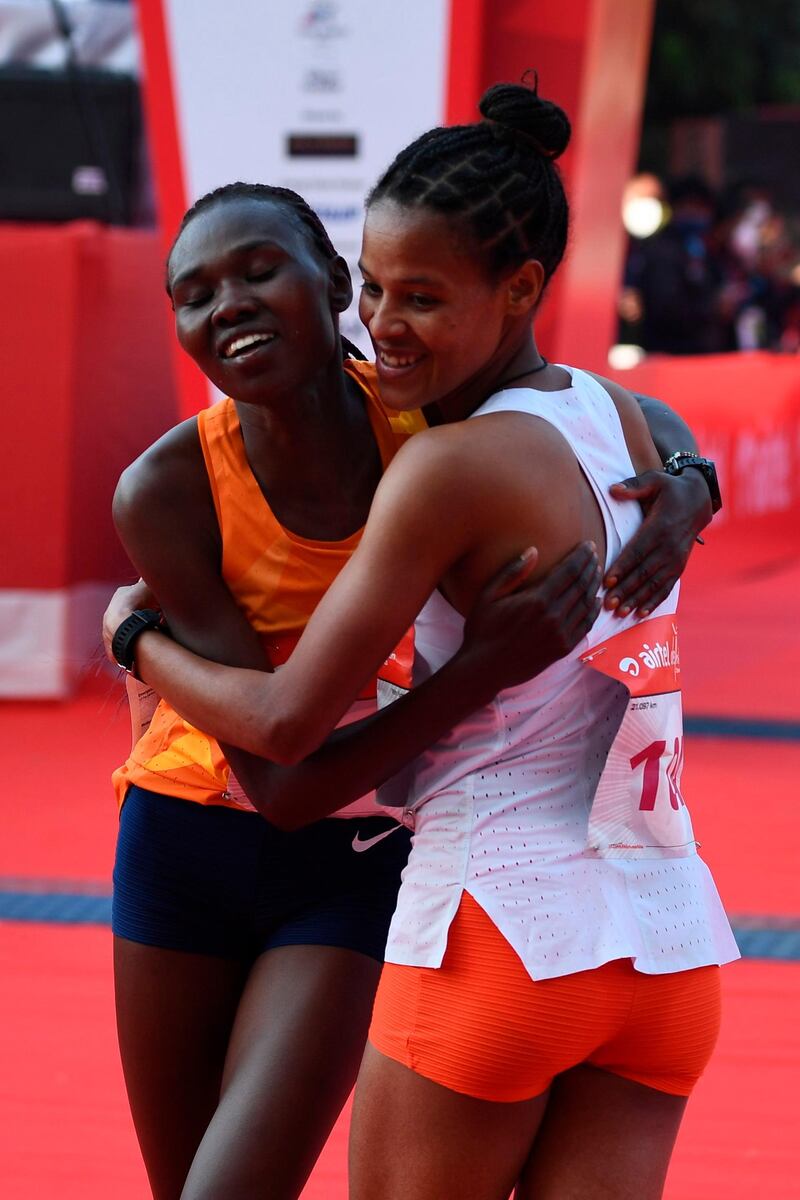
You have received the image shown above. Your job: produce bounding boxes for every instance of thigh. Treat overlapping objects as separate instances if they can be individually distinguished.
[350,1044,549,1200]
[515,1065,687,1200]
[112,787,261,1197]
[114,936,247,1200]
[180,943,382,1200]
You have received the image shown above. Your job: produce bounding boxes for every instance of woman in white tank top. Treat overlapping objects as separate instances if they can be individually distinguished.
[107,83,734,1200]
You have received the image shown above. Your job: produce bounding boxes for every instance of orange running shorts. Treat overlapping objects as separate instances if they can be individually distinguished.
[370,890,721,1101]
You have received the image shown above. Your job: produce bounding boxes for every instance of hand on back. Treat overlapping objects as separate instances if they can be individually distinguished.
[460,541,602,694]
[604,469,712,617]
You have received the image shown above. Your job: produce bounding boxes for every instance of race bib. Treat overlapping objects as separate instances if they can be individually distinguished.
[376,625,415,709]
[124,673,259,810]
[125,674,160,749]
[581,614,697,860]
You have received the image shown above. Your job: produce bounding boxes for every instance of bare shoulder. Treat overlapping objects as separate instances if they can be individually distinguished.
[384,407,571,491]
[115,418,205,514]
[370,410,573,558]
[586,370,661,472]
[113,417,214,539]
[359,419,500,560]
[378,420,471,494]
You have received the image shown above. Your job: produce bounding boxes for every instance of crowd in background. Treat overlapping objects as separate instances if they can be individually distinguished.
[618,174,800,356]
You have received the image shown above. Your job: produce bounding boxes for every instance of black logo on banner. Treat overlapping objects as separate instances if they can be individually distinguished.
[299,2,348,41]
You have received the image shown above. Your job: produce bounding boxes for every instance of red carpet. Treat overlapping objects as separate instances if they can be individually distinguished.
[0,672,128,883]
[0,923,147,1199]
[679,528,800,721]
[683,738,800,917]
[665,960,800,1200]
[0,922,795,1199]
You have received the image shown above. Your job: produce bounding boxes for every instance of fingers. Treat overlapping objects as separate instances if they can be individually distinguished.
[536,541,599,603]
[101,579,160,663]
[605,523,666,592]
[609,478,659,502]
[532,545,600,648]
[539,555,602,656]
[573,594,603,641]
[561,587,602,642]
[609,568,679,618]
[565,555,602,615]
[479,546,539,603]
[563,554,602,618]
[605,542,689,616]
[606,472,703,610]
[607,471,712,597]
[562,560,602,633]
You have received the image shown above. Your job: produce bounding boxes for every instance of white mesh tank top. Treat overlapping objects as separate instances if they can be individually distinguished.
[380,367,739,979]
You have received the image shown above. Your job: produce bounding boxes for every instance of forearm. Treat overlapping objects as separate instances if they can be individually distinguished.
[132,631,298,761]
[221,646,495,830]
[635,393,699,462]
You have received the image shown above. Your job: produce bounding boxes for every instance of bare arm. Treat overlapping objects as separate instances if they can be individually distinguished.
[633,392,699,461]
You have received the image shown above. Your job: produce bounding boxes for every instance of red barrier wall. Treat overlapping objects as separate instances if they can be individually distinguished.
[0,223,178,694]
[609,353,800,568]
[474,0,655,372]
[0,222,178,587]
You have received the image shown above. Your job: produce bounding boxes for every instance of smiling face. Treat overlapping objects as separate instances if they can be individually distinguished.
[358,200,539,414]
[168,196,351,405]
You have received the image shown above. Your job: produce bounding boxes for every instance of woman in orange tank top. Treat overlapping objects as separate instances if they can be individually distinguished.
[105,181,715,1200]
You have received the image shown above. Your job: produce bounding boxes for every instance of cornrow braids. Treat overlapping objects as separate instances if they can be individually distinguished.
[369,81,571,285]
[168,181,338,274]
[165,181,362,359]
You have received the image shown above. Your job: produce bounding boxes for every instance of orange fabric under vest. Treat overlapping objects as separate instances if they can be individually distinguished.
[112,361,426,810]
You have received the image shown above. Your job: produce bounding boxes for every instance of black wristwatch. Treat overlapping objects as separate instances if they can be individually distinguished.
[112,608,168,672]
[663,452,722,514]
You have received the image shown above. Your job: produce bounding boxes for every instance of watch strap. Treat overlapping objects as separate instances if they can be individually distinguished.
[663,452,722,514]
[112,608,167,672]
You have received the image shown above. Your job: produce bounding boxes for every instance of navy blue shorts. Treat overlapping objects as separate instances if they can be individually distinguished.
[112,785,411,963]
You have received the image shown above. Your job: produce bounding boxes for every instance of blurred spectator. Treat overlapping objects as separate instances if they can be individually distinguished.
[621,175,725,354]
[715,182,800,351]
[619,175,800,355]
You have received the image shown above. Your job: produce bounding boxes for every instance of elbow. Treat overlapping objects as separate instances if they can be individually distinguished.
[252,712,317,767]
[265,742,305,768]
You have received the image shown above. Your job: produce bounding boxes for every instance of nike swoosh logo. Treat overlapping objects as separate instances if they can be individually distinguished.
[351,825,400,853]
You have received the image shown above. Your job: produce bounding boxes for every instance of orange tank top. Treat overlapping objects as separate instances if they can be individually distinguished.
[112,361,426,811]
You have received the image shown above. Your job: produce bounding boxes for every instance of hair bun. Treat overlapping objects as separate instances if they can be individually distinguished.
[479,80,571,161]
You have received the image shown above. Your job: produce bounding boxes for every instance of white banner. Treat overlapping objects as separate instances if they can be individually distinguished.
[159,0,450,351]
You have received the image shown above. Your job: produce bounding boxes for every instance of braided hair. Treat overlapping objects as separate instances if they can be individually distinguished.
[369,79,571,285]
[166,181,365,359]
